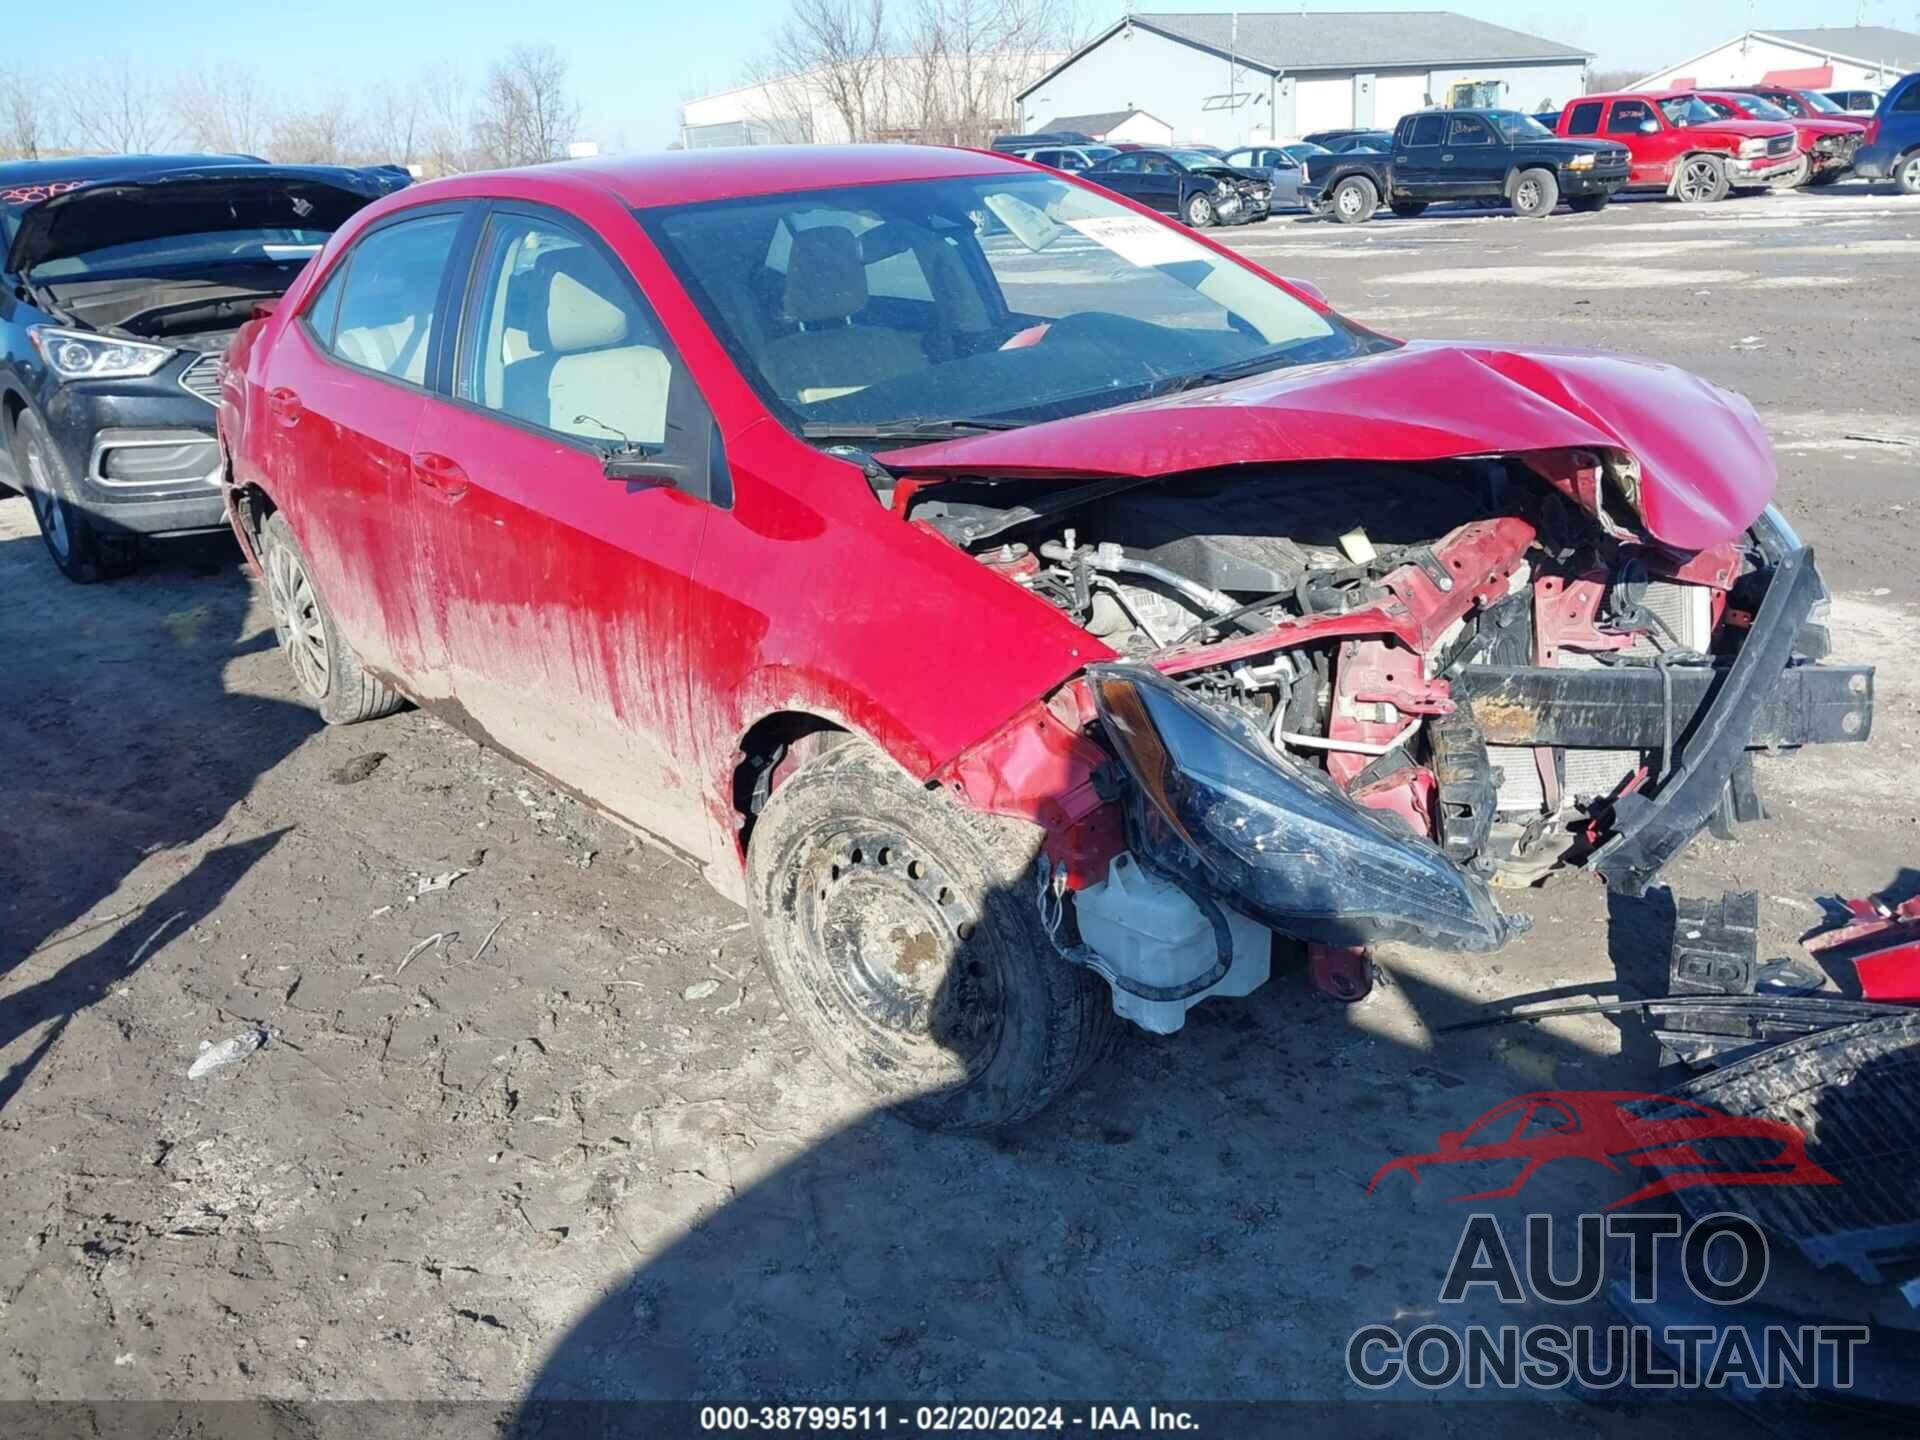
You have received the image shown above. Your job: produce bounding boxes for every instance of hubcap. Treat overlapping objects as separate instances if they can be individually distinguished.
[266,542,330,696]
[23,437,69,561]
[798,831,998,1081]
[1337,187,1361,216]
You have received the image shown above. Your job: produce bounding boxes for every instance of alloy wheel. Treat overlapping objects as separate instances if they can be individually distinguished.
[1679,158,1719,202]
[1188,194,1214,226]
[1515,178,1542,211]
[266,541,330,697]
[1902,155,1920,192]
[1336,186,1362,218]
[23,436,69,562]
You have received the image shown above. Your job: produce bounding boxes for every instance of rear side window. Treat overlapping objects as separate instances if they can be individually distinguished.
[1897,84,1920,113]
[1564,101,1602,136]
[1406,114,1445,146]
[328,212,462,385]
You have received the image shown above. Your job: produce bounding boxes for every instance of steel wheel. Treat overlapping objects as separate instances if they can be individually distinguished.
[1185,192,1215,227]
[1678,156,1723,202]
[266,539,330,697]
[1336,184,1365,220]
[22,433,69,562]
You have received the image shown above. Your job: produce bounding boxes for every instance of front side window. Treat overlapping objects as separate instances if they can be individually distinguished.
[1565,101,1603,135]
[1448,117,1491,146]
[1660,96,1723,127]
[328,212,462,384]
[1486,109,1554,141]
[1607,100,1654,134]
[646,172,1377,438]
[459,212,673,447]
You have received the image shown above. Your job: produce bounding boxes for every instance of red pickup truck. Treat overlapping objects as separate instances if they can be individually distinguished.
[1555,90,1801,202]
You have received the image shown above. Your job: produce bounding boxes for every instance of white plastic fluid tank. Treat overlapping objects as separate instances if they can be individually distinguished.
[1073,854,1271,1033]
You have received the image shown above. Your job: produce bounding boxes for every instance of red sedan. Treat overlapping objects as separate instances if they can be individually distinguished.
[218,147,1870,1128]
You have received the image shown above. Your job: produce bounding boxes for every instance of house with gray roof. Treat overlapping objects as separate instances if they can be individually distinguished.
[1017,10,1591,146]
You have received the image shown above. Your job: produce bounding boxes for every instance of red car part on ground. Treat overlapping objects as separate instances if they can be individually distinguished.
[217,144,1872,1128]
[1806,895,1920,1002]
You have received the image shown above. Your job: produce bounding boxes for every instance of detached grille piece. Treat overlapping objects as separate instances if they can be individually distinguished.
[179,353,222,405]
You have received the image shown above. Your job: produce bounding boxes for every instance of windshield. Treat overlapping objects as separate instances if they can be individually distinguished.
[30,228,331,279]
[1166,150,1221,168]
[1730,94,1791,120]
[646,173,1378,438]
[1798,89,1846,114]
[1661,96,1727,127]
[1486,109,1555,141]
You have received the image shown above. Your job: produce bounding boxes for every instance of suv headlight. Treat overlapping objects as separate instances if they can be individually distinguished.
[1568,152,1595,170]
[1739,137,1769,157]
[28,326,175,381]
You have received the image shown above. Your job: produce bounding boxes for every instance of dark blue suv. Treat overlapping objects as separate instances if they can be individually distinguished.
[1,155,407,581]
[1853,72,1920,194]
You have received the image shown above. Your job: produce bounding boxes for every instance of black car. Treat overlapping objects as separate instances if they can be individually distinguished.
[1305,129,1395,153]
[0,155,408,581]
[1304,108,1629,223]
[1083,147,1271,227]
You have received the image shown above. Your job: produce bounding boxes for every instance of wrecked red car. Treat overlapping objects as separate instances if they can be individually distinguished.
[218,146,1873,1129]
[1693,89,1865,186]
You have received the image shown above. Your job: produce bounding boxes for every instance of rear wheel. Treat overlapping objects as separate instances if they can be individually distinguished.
[1674,153,1730,203]
[1182,191,1216,227]
[1510,167,1559,218]
[1388,200,1428,218]
[259,511,405,725]
[1899,151,1920,196]
[9,408,137,583]
[1567,193,1610,213]
[746,741,1115,1131]
[1331,175,1378,224]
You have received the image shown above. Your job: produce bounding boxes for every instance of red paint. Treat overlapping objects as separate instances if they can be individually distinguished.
[1307,943,1375,1002]
[1693,90,1868,173]
[1760,66,1836,90]
[1806,895,1920,1003]
[1557,91,1799,192]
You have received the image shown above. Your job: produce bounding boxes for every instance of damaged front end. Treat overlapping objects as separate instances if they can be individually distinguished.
[927,446,1871,1027]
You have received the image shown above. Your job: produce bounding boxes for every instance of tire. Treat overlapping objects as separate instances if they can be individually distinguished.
[1674,153,1730,204]
[8,408,138,583]
[1182,190,1216,227]
[258,511,405,725]
[746,741,1116,1131]
[1899,151,1920,196]
[1567,193,1609,213]
[1510,167,1559,218]
[1389,200,1428,218]
[1330,175,1377,224]
[1769,154,1810,189]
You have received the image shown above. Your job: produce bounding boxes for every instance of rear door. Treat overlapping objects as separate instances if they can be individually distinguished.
[1088,152,1147,203]
[263,204,471,687]
[406,203,716,856]
[1393,113,1448,194]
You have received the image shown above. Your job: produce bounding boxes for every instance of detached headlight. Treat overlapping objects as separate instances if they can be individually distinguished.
[28,326,175,381]
[1568,152,1596,170]
[1739,137,1769,158]
[1088,665,1514,952]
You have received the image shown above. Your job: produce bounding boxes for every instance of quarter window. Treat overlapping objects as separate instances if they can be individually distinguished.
[1896,84,1920,113]
[328,212,462,385]
[1564,101,1602,136]
[304,261,348,347]
[460,213,674,447]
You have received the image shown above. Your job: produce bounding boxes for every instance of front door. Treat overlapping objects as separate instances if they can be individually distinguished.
[1441,114,1505,197]
[265,206,470,685]
[408,204,714,857]
[1605,98,1671,184]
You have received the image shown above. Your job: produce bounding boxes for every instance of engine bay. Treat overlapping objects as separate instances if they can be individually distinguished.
[910,453,1762,880]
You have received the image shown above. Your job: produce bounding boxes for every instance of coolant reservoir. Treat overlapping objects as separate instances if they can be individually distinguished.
[1074,854,1271,1033]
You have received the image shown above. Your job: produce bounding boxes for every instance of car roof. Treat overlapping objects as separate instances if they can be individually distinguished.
[405,145,1024,211]
[0,152,265,196]
[1580,90,1689,103]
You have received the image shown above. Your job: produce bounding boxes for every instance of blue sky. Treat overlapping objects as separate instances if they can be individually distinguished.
[19,1,1911,151]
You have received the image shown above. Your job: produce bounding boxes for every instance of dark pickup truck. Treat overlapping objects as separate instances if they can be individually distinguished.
[1305,108,1630,223]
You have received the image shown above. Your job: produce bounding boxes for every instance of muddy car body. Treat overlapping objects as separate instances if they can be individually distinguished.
[0,155,409,581]
[220,146,1872,1128]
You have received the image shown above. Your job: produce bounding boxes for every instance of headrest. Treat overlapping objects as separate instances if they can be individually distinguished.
[530,246,629,353]
[783,226,866,324]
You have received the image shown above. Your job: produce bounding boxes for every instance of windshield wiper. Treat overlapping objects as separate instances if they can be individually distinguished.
[1150,349,1307,397]
[799,417,1028,442]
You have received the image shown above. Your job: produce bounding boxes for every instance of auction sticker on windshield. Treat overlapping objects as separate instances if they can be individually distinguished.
[1066,214,1212,268]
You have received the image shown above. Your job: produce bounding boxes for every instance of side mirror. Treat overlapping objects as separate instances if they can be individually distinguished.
[1279,275,1328,306]
[1639,119,1660,134]
[602,419,732,508]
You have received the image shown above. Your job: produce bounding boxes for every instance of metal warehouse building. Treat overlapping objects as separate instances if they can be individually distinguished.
[1637,25,1920,92]
[1018,10,1590,148]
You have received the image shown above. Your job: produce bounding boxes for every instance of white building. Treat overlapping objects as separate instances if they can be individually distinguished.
[1038,108,1175,146]
[1637,25,1920,92]
[1017,11,1590,149]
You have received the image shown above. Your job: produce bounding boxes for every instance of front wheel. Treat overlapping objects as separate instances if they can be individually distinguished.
[1770,154,1811,189]
[1389,200,1428,218]
[1510,167,1559,218]
[1806,169,1844,187]
[1183,191,1216,227]
[9,408,137,583]
[1567,192,1609,213]
[746,741,1116,1131]
[259,512,406,725]
[1330,175,1378,224]
[1674,153,1730,203]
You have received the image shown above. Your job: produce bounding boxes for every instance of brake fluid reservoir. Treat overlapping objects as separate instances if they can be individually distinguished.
[1074,854,1271,1033]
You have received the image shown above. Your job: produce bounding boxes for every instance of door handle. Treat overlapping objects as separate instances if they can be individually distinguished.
[267,386,303,425]
[1441,154,1455,162]
[410,451,469,502]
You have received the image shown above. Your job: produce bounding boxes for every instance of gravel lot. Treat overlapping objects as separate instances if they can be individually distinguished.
[2,179,1917,1426]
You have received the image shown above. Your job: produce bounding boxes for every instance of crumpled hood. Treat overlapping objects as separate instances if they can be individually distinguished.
[878,340,1776,551]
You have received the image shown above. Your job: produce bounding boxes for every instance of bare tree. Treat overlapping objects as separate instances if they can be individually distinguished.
[67,57,174,154]
[767,0,892,143]
[270,93,363,164]
[363,78,425,168]
[472,43,581,168]
[418,63,475,176]
[901,0,1075,146]
[174,67,275,156]
[0,64,56,158]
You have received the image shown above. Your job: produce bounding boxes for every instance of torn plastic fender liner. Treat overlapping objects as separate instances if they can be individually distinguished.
[1088,664,1517,953]
[1592,546,1821,896]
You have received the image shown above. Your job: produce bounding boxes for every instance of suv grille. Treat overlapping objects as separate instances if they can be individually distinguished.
[1767,134,1794,157]
[179,352,222,405]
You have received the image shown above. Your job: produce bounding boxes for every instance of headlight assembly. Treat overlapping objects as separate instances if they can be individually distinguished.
[1089,665,1515,952]
[1739,138,1769,158]
[28,326,176,381]
[1568,153,1596,170]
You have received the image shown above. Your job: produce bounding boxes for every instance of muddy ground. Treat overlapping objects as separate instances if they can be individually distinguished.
[2,181,1917,1428]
